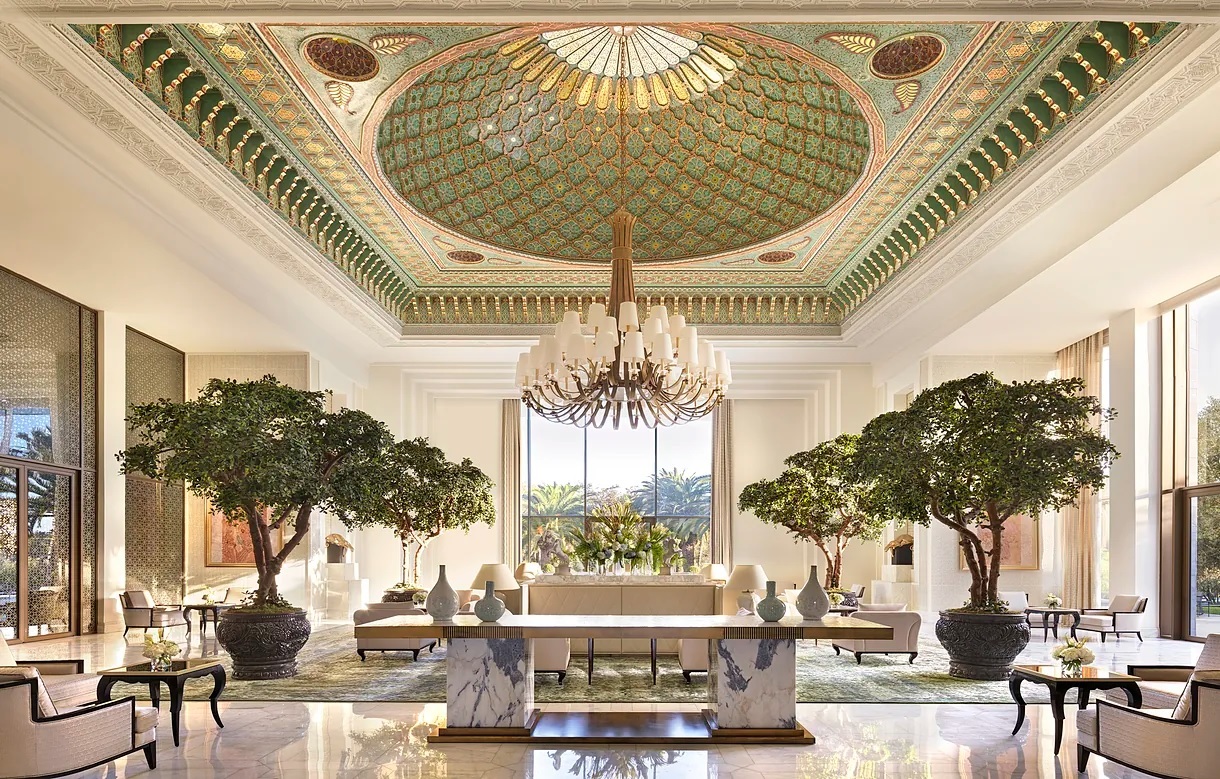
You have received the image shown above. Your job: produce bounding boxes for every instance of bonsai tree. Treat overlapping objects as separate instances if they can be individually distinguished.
[856,372,1117,611]
[738,434,888,589]
[120,376,389,608]
[333,437,496,587]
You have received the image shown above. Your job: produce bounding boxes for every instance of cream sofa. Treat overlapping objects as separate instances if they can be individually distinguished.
[353,604,438,661]
[832,604,921,664]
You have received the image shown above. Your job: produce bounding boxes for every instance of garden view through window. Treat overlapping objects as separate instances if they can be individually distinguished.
[521,408,713,573]
[1188,286,1220,638]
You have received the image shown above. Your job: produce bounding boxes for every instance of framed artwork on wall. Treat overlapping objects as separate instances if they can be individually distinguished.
[958,514,1041,571]
[205,503,281,567]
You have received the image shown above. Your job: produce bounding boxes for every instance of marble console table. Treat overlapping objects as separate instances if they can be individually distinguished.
[355,613,891,744]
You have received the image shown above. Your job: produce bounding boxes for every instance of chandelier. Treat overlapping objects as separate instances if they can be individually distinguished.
[515,28,732,429]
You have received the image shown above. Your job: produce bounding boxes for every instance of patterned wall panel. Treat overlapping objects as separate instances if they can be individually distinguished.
[124,329,186,604]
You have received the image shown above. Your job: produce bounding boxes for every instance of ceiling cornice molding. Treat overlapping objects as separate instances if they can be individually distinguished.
[842,22,1220,348]
[0,20,407,345]
[7,1,1220,24]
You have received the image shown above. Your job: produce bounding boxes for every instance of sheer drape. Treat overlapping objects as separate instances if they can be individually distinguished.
[711,401,734,566]
[1058,331,1106,610]
[501,399,522,568]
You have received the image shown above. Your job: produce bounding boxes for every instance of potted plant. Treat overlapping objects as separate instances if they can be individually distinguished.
[856,373,1116,679]
[738,434,889,590]
[121,376,389,679]
[333,437,496,598]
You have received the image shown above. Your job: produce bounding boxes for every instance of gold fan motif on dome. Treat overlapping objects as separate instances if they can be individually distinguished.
[501,25,742,110]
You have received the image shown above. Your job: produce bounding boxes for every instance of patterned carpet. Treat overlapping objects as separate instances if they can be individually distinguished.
[174,625,1053,705]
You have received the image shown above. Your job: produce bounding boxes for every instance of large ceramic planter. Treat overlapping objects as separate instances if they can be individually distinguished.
[935,610,1030,680]
[215,609,311,680]
[382,588,425,604]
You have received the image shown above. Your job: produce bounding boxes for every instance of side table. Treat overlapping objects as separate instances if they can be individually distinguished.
[1009,664,1141,754]
[183,603,236,637]
[98,658,227,746]
[1023,607,1081,641]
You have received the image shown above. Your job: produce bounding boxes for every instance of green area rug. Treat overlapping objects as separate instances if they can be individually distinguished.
[171,625,1054,705]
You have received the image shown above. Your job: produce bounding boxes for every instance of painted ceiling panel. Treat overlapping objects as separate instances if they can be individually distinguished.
[70,21,1178,328]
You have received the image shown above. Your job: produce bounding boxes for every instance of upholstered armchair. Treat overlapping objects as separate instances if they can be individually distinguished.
[353,605,438,660]
[832,605,920,664]
[458,603,571,682]
[1075,594,1148,642]
[0,639,98,711]
[0,671,158,777]
[999,591,1038,629]
[678,639,708,683]
[1105,634,1220,710]
[119,589,188,636]
[1077,676,1220,778]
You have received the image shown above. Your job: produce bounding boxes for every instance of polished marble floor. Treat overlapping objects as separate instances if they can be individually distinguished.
[12,623,1201,778]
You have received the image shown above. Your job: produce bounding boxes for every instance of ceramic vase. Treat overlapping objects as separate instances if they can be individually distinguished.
[424,565,459,621]
[755,581,787,622]
[795,565,830,620]
[473,581,506,622]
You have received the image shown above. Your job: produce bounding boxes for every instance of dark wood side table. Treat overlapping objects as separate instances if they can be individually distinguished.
[1023,607,1081,641]
[1009,664,1141,754]
[97,658,226,746]
[183,603,236,637]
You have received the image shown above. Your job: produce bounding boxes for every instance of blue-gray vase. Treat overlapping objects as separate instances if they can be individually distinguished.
[755,581,787,622]
[473,581,505,622]
[796,565,830,620]
[424,565,459,621]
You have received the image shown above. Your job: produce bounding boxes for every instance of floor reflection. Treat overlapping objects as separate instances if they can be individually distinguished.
[535,748,695,779]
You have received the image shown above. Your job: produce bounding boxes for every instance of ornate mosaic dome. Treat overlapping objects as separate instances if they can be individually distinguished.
[375,26,872,262]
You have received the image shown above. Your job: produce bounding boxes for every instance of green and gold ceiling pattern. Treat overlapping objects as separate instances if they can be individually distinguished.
[70,21,1178,328]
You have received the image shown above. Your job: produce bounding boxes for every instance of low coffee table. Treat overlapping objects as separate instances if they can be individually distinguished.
[97,658,226,746]
[1023,607,1081,640]
[1009,664,1141,754]
[183,603,236,637]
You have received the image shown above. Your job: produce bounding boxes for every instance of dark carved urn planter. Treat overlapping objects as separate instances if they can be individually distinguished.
[935,610,1030,680]
[215,609,311,680]
[382,587,425,603]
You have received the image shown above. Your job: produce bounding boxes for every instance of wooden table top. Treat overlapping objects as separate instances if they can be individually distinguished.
[354,613,893,640]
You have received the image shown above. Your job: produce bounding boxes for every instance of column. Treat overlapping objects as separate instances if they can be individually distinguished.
[709,638,797,729]
[446,638,534,728]
[96,312,126,632]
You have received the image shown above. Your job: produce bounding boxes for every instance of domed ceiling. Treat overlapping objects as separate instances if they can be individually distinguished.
[70,20,1180,329]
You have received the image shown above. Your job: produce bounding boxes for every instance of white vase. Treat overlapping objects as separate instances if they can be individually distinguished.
[425,565,459,621]
[795,565,830,620]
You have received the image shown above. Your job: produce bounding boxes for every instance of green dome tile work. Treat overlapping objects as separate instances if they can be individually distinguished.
[376,31,871,262]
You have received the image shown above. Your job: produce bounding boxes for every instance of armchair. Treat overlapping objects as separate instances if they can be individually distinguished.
[832,608,920,664]
[1075,594,1147,642]
[1106,634,1220,711]
[353,605,438,661]
[119,589,188,636]
[0,639,98,710]
[458,603,570,682]
[678,639,708,683]
[0,674,158,778]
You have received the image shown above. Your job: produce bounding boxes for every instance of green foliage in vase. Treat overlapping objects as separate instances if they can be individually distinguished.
[120,376,389,607]
[333,437,496,586]
[856,373,1117,612]
[738,434,887,589]
[569,501,670,573]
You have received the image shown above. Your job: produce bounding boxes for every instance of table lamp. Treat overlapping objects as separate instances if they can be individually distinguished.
[700,563,729,584]
[725,564,768,614]
[471,563,520,593]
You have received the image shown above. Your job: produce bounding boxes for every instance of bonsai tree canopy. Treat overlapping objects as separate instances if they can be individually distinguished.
[856,372,1117,611]
[738,433,887,589]
[120,376,390,608]
[333,437,496,586]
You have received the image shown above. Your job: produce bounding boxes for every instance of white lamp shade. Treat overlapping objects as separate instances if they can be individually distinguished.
[620,330,646,363]
[471,563,520,591]
[668,314,686,333]
[651,305,670,330]
[618,301,639,331]
[700,563,729,583]
[594,328,619,361]
[715,350,732,384]
[515,353,531,387]
[650,332,674,364]
[676,326,699,365]
[642,316,663,340]
[587,302,607,327]
[725,564,768,591]
[563,331,588,362]
[699,340,715,373]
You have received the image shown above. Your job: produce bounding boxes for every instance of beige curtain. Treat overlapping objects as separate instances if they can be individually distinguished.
[711,401,734,566]
[501,399,522,568]
[1058,331,1106,611]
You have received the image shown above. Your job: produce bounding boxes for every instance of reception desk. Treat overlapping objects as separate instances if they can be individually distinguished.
[356,613,891,745]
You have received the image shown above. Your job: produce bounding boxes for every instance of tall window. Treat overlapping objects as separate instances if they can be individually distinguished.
[1185,287,1220,638]
[521,410,713,572]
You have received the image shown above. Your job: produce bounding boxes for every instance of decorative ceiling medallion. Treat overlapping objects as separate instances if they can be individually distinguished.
[868,34,947,80]
[757,251,797,264]
[447,250,486,264]
[302,36,380,82]
[501,25,742,110]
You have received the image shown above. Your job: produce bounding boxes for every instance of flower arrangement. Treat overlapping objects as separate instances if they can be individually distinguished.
[201,592,215,605]
[568,502,671,573]
[411,590,428,606]
[1050,636,1094,676]
[142,630,182,671]
[1044,592,1063,608]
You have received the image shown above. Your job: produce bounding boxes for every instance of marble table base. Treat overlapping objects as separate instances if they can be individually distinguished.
[709,638,798,729]
[445,638,534,728]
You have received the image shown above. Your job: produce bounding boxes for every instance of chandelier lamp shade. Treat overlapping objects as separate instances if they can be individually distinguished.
[515,27,732,430]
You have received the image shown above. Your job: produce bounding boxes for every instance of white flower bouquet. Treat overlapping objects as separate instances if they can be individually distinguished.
[1050,636,1094,675]
[1044,592,1063,608]
[142,630,182,670]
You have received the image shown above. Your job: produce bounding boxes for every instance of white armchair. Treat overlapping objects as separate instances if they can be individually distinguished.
[678,639,708,683]
[832,606,921,664]
[119,589,187,636]
[354,604,439,661]
[1076,594,1148,642]
[1077,676,1220,778]
[1105,634,1220,711]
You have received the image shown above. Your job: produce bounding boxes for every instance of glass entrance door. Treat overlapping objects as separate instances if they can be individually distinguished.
[0,463,76,642]
[1187,487,1220,639]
